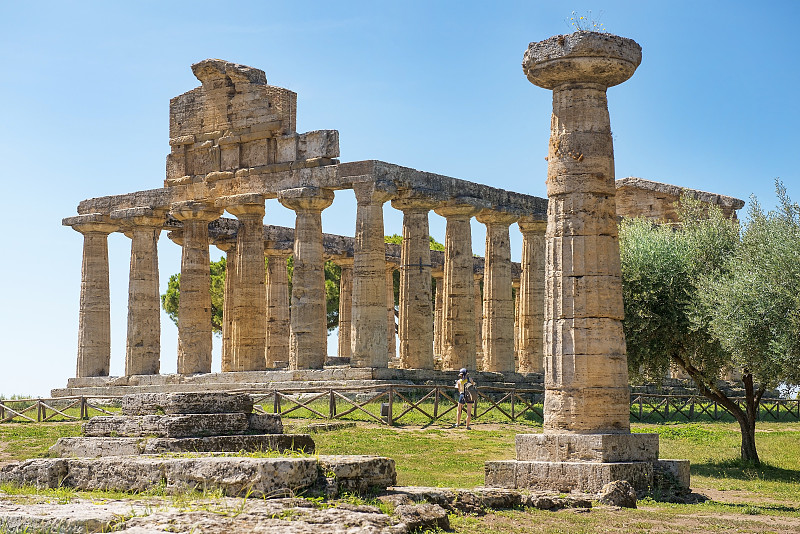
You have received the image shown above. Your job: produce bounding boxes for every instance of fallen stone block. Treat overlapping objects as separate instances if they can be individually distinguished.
[394,503,450,532]
[599,480,637,508]
[317,455,396,495]
[248,412,283,434]
[50,434,315,458]
[83,413,250,438]
[122,392,254,415]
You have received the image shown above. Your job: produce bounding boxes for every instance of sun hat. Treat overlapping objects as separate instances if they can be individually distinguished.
[459,368,467,375]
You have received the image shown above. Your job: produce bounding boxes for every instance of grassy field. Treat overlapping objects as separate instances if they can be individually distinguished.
[1,418,799,533]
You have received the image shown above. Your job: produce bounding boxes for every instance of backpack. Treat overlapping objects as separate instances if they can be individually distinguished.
[463,380,477,403]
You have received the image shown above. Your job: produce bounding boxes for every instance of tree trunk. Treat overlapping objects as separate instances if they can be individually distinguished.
[672,356,762,465]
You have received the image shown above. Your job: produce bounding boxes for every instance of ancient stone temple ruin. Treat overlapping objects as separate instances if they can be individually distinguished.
[60,58,551,395]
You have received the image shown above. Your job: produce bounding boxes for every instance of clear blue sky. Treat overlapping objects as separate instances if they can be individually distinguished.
[1,1,797,396]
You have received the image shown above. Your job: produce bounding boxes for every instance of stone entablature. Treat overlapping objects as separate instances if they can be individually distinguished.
[615,176,745,223]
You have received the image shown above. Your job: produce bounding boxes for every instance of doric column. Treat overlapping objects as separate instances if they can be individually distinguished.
[335,257,354,359]
[219,194,267,371]
[391,197,437,370]
[432,270,444,359]
[473,272,484,370]
[513,279,521,356]
[477,210,519,372]
[265,245,291,368]
[113,207,167,376]
[171,200,222,375]
[517,218,547,374]
[350,181,395,368]
[523,32,641,434]
[65,214,118,377]
[386,263,397,362]
[433,203,481,371]
[213,238,236,372]
[278,187,334,369]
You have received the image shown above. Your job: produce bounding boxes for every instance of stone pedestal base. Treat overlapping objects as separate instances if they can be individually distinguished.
[486,432,690,494]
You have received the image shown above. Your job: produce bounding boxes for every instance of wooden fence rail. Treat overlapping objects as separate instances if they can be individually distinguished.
[1,389,797,425]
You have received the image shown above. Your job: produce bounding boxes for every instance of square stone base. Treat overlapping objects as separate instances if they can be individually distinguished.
[516,433,659,463]
[485,459,655,494]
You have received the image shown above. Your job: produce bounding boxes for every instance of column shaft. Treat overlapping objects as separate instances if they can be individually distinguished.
[434,204,480,371]
[265,251,291,367]
[227,202,267,371]
[350,182,394,368]
[517,220,546,373]
[215,241,236,372]
[386,265,396,361]
[478,212,518,372]
[336,259,354,358]
[73,220,116,377]
[393,200,435,370]
[125,223,162,376]
[474,274,483,370]
[278,187,334,369]
[172,202,221,374]
[433,272,444,359]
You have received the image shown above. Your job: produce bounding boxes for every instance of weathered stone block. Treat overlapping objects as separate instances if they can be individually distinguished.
[248,413,283,434]
[317,455,396,493]
[515,433,658,463]
[49,434,315,458]
[83,413,250,438]
[655,459,691,492]
[121,392,254,415]
[485,459,654,494]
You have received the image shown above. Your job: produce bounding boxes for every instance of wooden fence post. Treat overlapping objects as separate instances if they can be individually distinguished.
[434,386,439,420]
[511,387,516,421]
[329,389,336,418]
[387,386,394,426]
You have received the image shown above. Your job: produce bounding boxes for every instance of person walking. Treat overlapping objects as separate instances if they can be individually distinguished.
[455,368,476,429]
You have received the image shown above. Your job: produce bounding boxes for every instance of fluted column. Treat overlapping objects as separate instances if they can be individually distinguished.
[474,273,483,370]
[214,239,236,372]
[350,181,395,368]
[265,246,291,368]
[477,210,519,372]
[335,257,354,359]
[114,208,166,376]
[523,31,641,434]
[278,187,334,369]
[66,214,118,377]
[517,218,547,373]
[434,203,481,371]
[386,263,397,362]
[171,201,222,375]
[221,194,267,371]
[513,279,521,357]
[432,270,444,359]
[392,197,436,370]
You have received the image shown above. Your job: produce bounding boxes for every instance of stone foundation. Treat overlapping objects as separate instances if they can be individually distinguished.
[515,433,658,463]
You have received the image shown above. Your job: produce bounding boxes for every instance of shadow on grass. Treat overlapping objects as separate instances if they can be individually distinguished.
[701,499,800,514]
[692,458,800,484]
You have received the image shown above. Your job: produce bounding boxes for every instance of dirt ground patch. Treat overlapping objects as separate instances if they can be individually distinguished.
[0,441,12,466]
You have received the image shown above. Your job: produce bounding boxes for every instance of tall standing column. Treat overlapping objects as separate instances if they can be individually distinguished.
[386,263,397,362]
[516,218,547,373]
[278,187,334,369]
[523,32,642,434]
[335,257,354,359]
[434,203,481,371]
[432,270,444,359]
[114,208,166,376]
[214,239,236,372]
[392,197,436,370]
[350,181,395,368]
[221,194,267,371]
[171,201,222,375]
[265,246,291,368]
[477,210,519,372]
[65,214,118,377]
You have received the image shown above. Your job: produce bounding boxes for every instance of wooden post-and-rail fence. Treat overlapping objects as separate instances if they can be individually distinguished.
[1,388,798,425]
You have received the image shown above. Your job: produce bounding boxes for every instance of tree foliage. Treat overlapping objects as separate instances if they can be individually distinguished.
[620,185,800,464]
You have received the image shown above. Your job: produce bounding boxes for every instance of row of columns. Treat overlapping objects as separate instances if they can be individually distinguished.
[70,187,546,378]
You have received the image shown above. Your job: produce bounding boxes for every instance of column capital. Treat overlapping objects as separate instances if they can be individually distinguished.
[216,193,266,218]
[391,196,438,212]
[214,238,236,253]
[170,200,222,222]
[264,242,293,258]
[64,213,118,235]
[434,201,482,219]
[353,180,396,205]
[518,216,548,235]
[473,271,483,282]
[167,230,184,246]
[111,207,169,230]
[476,209,521,226]
[278,187,334,212]
[333,256,354,268]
